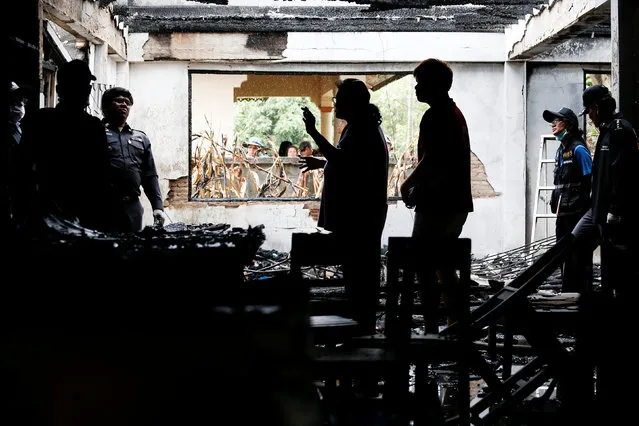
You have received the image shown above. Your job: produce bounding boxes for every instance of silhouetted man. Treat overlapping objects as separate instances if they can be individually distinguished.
[400,58,474,332]
[17,59,111,233]
[572,85,639,298]
[3,81,30,234]
[568,84,639,423]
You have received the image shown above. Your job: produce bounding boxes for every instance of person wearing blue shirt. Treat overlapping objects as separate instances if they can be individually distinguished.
[543,107,592,293]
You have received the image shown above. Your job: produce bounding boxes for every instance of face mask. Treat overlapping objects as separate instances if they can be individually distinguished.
[555,129,567,141]
[9,104,25,124]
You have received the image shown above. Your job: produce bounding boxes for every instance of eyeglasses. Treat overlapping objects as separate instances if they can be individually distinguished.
[551,119,563,125]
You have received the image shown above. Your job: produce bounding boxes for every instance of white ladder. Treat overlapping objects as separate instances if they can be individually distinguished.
[530,135,559,244]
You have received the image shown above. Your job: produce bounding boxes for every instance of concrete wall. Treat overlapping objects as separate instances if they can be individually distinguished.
[191,73,247,147]
[525,62,609,243]
[128,61,190,227]
[420,62,508,256]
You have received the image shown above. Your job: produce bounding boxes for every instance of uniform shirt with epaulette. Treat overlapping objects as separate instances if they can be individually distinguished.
[590,112,639,226]
[104,123,163,211]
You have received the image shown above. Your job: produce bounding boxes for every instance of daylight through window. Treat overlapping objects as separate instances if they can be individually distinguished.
[189,72,428,201]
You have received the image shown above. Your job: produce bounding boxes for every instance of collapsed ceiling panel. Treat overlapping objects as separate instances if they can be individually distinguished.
[114,0,554,33]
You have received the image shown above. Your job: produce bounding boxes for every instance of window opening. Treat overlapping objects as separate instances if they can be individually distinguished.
[583,71,611,153]
[189,72,427,202]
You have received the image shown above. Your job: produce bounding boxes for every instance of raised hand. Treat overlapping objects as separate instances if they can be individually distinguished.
[301,107,317,134]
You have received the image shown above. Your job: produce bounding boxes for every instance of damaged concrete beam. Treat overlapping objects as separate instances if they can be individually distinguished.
[42,0,127,59]
[506,0,610,60]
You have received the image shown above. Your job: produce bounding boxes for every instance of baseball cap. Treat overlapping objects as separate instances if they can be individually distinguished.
[57,59,96,85]
[542,107,578,127]
[245,136,263,148]
[580,84,611,116]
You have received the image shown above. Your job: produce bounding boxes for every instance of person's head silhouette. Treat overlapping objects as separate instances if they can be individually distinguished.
[56,59,96,109]
[413,58,453,106]
[333,78,381,125]
[333,78,369,121]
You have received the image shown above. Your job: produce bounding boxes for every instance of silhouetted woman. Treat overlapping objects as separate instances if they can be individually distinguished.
[301,78,389,334]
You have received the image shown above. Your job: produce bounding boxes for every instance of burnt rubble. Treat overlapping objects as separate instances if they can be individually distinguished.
[7,218,268,333]
[245,235,590,407]
[19,215,266,269]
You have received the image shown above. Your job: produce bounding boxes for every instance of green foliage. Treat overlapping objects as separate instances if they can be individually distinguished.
[232,75,428,159]
[585,73,593,88]
[234,97,321,152]
[584,72,611,151]
[371,75,429,157]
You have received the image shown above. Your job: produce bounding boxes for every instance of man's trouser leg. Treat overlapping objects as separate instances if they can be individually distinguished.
[558,213,592,293]
[597,225,639,421]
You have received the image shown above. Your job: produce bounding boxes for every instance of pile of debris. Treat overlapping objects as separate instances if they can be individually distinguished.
[24,215,266,263]
[245,237,596,422]
[244,235,603,296]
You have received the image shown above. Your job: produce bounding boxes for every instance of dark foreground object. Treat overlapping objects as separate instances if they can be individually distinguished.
[3,221,322,426]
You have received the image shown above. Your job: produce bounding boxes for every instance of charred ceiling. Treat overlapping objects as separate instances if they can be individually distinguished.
[113,1,564,34]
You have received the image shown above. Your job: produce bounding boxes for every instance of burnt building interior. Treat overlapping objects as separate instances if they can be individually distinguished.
[5,1,639,425]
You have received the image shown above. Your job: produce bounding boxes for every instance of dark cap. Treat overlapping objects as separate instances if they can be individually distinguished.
[9,81,32,100]
[543,107,578,127]
[580,84,612,116]
[57,59,96,84]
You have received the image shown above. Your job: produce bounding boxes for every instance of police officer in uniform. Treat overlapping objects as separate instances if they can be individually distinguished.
[101,87,164,233]
[568,85,639,423]
[543,106,592,293]
[572,85,639,296]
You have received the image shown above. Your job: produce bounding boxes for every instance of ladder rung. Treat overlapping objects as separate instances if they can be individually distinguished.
[531,135,559,244]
